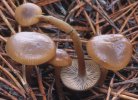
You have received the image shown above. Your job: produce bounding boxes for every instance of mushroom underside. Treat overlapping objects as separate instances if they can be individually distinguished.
[60,59,101,91]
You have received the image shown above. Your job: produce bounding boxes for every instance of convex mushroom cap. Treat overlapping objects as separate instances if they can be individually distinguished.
[60,59,101,91]
[15,3,42,26]
[87,34,132,71]
[6,32,56,65]
[49,49,72,67]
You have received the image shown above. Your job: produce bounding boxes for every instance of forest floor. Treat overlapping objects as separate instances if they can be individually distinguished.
[0,0,138,100]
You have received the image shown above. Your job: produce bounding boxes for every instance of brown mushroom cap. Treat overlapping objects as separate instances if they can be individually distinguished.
[15,3,42,26]
[87,34,132,71]
[60,59,100,91]
[49,49,72,67]
[5,32,56,65]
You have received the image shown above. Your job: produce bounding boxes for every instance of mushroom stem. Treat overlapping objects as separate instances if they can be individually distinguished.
[35,66,47,100]
[38,15,86,77]
[97,68,108,86]
[21,65,37,100]
[55,67,65,100]
[22,65,27,83]
[25,66,34,85]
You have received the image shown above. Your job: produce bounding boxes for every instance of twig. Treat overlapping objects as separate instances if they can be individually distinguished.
[112,78,138,87]
[114,72,127,80]
[0,35,7,42]
[1,0,15,17]
[8,0,16,9]
[0,88,17,100]
[0,9,16,34]
[119,6,138,33]
[106,74,115,100]
[95,0,119,32]
[130,34,138,43]
[0,77,25,98]
[112,84,130,100]
[96,87,138,100]
[0,65,25,95]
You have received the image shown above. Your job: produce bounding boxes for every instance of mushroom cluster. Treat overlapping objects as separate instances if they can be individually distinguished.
[13,2,101,92]
[5,2,133,97]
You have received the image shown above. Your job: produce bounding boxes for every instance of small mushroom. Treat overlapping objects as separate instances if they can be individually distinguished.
[6,32,56,65]
[49,49,72,67]
[86,34,132,85]
[60,59,101,91]
[5,32,56,99]
[15,3,42,26]
[49,49,72,100]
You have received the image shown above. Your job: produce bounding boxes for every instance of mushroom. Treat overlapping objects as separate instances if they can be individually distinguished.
[15,3,101,90]
[6,32,56,65]
[60,59,101,91]
[49,49,72,67]
[5,31,56,81]
[86,34,133,85]
[5,31,56,99]
[48,49,72,100]
[15,3,42,26]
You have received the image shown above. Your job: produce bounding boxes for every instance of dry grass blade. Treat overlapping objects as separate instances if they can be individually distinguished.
[106,75,115,100]
[0,65,25,95]
[0,88,17,100]
[112,78,138,87]
[0,9,16,34]
[35,0,60,6]
[0,77,25,98]
[97,87,138,100]
[1,0,15,17]
[119,6,138,33]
